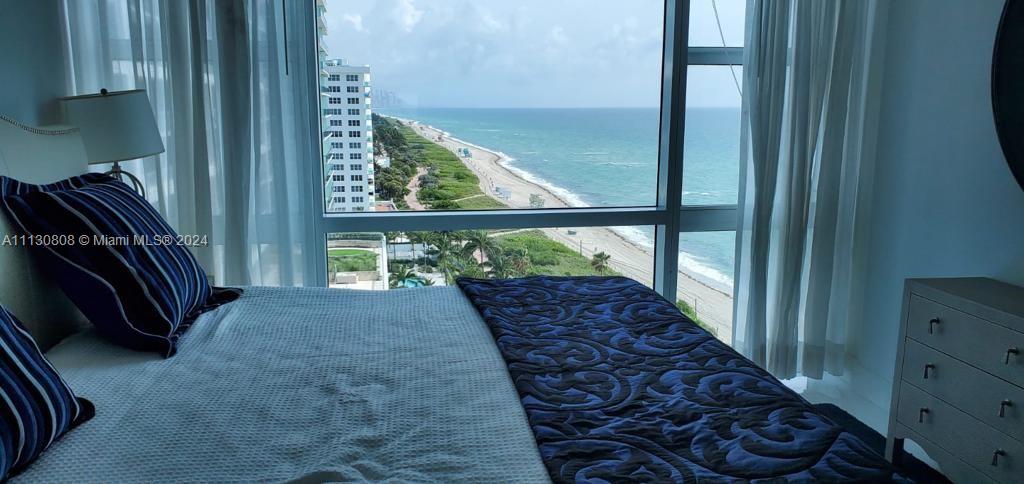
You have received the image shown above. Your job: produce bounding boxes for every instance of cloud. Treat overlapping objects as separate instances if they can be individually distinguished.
[393,0,423,32]
[546,26,568,46]
[342,13,364,32]
[476,9,506,34]
[322,0,698,108]
[542,26,568,58]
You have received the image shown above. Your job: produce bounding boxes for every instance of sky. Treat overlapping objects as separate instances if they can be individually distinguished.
[323,0,745,109]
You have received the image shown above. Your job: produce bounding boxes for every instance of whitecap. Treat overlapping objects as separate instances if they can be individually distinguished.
[678,251,734,292]
[498,162,591,208]
[610,226,654,249]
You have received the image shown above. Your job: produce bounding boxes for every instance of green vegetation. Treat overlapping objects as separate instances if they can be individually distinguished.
[397,124,504,209]
[328,248,374,257]
[372,114,506,211]
[386,229,622,287]
[676,299,716,337]
[327,248,376,273]
[493,231,622,278]
[371,115,417,208]
[449,194,507,210]
[389,264,434,288]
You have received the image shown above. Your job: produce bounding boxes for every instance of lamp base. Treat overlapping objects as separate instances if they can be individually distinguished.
[106,161,146,198]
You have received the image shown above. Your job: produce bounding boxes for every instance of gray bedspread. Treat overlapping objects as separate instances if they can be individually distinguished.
[16,286,549,483]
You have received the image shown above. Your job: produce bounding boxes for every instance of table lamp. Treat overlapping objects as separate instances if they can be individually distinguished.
[59,89,164,196]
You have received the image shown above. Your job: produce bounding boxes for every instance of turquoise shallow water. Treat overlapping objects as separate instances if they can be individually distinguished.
[379,107,740,288]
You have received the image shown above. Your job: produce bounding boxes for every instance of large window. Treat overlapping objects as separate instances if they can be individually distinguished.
[311,0,743,343]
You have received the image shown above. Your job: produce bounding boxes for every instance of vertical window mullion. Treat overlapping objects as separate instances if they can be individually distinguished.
[653,0,690,300]
[297,0,329,286]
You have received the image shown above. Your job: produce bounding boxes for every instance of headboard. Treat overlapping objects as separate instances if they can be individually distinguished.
[0,114,91,350]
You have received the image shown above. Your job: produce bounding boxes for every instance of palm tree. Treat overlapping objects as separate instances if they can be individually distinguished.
[462,230,496,264]
[426,231,462,284]
[591,252,611,274]
[452,230,470,247]
[506,247,531,276]
[407,232,427,263]
[389,264,417,289]
[460,263,487,279]
[483,252,513,279]
[385,231,404,262]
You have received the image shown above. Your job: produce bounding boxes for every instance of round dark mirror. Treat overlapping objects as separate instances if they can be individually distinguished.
[994,0,1024,191]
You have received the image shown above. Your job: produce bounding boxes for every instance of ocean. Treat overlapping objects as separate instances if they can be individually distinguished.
[378,107,740,290]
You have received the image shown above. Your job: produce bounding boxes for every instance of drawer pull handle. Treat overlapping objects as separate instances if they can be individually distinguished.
[1007,347,1020,365]
[992,449,1006,466]
[999,399,1012,417]
[918,407,929,423]
[928,318,940,334]
[923,363,935,379]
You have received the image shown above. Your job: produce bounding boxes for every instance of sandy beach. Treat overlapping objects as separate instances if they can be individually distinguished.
[399,119,735,337]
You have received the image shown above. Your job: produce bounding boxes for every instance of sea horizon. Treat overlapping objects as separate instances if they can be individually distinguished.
[377,106,740,291]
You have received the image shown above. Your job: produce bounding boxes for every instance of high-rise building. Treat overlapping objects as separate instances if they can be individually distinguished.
[317,1,374,213]
[322,61,374,212]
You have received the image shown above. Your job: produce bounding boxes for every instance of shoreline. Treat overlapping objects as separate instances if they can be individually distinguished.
[392,117,735,336]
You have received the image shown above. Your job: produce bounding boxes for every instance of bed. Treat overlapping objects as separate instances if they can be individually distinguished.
[0,116,905,482]
[15,286,550,483]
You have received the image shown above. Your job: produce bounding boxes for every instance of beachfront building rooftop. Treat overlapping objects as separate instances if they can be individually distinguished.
[322,60,375,213]
[327,233,389,291]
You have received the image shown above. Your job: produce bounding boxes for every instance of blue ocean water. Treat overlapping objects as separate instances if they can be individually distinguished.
[379,107,740,288]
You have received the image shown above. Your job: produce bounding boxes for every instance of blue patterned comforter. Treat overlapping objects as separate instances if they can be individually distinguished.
[457,276,906,483]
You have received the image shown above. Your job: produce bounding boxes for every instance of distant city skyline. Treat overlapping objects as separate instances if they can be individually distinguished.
[323,0,744,109]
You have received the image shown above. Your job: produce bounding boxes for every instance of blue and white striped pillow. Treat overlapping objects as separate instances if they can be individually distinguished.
[0,173,104,196]
[1,174,218,357]
[0,305,93,478]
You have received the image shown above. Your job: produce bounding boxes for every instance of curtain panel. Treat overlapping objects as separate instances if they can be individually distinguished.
[60,0,320,287]
[734,0,887,380]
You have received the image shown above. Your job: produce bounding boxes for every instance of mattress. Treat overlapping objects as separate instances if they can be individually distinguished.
[16,286,549,483]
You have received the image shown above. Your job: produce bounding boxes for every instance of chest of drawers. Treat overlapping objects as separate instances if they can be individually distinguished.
[887,278,1024,483]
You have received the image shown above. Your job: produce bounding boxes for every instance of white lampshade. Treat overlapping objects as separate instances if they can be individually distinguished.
[59,89,165,165]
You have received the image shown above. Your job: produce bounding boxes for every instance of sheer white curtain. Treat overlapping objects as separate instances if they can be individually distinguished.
[733,0,885,379]
[60,0,320,287]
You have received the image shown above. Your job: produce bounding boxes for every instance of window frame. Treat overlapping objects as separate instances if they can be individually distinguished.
[302,0,739,306]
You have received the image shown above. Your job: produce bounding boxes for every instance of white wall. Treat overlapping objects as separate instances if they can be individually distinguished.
[851,0,1024,411]
[0,0,69,125]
